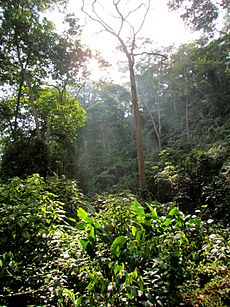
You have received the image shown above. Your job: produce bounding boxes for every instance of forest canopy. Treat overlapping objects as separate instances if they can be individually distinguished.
[0,0,229,306]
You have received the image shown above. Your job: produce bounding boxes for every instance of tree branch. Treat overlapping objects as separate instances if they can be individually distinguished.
[113,0,125,35]
[133,51,168,60]
[134,0,150,37]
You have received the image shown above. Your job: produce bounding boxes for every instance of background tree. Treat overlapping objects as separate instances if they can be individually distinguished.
[81,0,152,189]
[0,0,90,179]
[135,46,170,152]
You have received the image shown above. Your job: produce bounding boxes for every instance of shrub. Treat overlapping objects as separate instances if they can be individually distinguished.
[76,194,229,306]
[0,174,85,306]
[0,176,228,306]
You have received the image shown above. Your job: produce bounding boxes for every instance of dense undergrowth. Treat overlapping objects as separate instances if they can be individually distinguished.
[0,174,229,306]
[146,140,230,225]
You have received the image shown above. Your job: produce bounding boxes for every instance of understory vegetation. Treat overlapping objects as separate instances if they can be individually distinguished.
[0,175,229,306]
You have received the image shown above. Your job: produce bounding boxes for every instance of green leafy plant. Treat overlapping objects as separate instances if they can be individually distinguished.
[0,176,228,306]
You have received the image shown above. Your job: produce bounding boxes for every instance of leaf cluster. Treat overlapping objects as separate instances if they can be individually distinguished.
[0,175,229,305]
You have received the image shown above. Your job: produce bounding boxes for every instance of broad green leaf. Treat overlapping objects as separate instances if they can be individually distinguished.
[146,203,159,219]
[77,207,88,220]
[131,201,145,216]
[66,217,76,223]
[163,218,172,227]
[90,224,95,240]
[188,217,201,225]
[77,207,94,224]
[168,207,179,217]
[80,239,89,249]
[110,236,127,257]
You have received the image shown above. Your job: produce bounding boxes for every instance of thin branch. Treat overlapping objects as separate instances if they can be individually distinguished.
[133,51,168,60]
[113,0,125,35]
[134,0,150,36]
[125,3,145,21]
[82,0,150,48]
[73,82,86,97]
[91,1,115,33]
[81,0,114,34]
[81,1,155,61]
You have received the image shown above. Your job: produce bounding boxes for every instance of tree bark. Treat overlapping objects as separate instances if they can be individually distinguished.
[27,80,41,139]
[128,56,146,189]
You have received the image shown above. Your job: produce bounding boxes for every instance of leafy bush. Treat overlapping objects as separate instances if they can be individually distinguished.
[0,174,85,306]
[76,194,229,306]
[148,143,230,223]
[181,229,230,306]
[0,137,48,180]
[0,175,228,306]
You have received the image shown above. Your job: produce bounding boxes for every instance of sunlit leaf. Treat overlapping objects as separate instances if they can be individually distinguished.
[132,201,145,216]
[110,236,127,257]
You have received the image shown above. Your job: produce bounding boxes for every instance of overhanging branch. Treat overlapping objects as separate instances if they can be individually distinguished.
[133,51,168,60]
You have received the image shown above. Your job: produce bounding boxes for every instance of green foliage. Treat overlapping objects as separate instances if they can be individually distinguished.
[167,0,228,33]
[0,174,85,305]
[146,140,229,224]
[76,193,229,306]
[0,176,228,305]
[0,0,90,180]
[181,230,230,306]
[36,87,86,141]
[0,136,48,179]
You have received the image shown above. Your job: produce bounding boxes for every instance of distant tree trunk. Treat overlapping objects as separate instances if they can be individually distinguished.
[173,97,176,111]
[185,91,190,143]
[14,78,24,138]
[157,100,162,150]
[144,101,162,151]
[184,51,191,144]
[27,80,41,139]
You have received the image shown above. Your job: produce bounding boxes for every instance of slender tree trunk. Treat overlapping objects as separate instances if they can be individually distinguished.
[46,120,50,145]
[145,102,162,151]
[184,53,190,144]
[185,91,190,144]
[13,77,24,138]
[157,100,162,150]
[14,38,25,138]
[173,97,176,112]
[128,56,146,189]
[27,80,41,139]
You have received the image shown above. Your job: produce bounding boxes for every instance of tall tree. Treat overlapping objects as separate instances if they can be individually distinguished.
[0,0,90,179]
[81,0,151,189]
